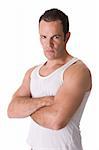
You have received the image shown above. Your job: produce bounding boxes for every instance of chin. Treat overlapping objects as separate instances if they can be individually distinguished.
[44,53,55,60]
[45,55,55,60]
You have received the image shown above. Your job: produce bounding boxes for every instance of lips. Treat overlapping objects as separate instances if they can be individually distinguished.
[45,50,54,53]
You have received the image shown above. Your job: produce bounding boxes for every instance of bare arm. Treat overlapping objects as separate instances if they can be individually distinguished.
[31,62,92,130]
[7,67,54,118]
[8,95,54,118]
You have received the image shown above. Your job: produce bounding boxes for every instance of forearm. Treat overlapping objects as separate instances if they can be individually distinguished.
[7,96,54,118]
[30,103,59,130]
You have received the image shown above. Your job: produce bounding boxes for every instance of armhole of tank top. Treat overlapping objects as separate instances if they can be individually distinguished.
[60,58,79,83]
[30,65,38,79]
[30,63,44,79]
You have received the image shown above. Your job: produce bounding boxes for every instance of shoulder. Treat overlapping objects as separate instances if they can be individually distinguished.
[64,59,92,92]
[24,65,38,80]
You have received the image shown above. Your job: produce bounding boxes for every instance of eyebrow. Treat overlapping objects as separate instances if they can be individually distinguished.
[40,34,62,37]
[52,34,62,37]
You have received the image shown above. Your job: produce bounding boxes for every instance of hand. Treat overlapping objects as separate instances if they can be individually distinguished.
[41,96,54,107]
[30,96,55,125]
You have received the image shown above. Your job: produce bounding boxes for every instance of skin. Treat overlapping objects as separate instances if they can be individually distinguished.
[7,20,92,130]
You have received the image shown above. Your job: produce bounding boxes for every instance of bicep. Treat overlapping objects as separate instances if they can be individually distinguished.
[54,84,85,121]
[53,72,88,127]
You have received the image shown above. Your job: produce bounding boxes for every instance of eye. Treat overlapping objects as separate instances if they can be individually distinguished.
[40,35,46,39]
[53,35,61,40]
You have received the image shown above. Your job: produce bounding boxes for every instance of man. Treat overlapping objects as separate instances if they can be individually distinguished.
[7,8,92,150]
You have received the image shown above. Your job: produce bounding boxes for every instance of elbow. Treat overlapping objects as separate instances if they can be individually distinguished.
[51,120,66,130]
[7,104,15,118]
[7,112,13,118]
[51,117,68,130]
[51,125,61,130]
[7,110,12,118]
[7,108,13,118]
[52,124,64,130]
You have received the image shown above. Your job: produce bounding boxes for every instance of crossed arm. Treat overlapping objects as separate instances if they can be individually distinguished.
[7,63,92,130]
[7,68,54,118]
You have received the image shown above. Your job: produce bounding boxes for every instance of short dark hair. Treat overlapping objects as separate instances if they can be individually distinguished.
[39,8,69,39]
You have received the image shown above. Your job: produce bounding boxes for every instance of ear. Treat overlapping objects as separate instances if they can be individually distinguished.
[65,32,71,43]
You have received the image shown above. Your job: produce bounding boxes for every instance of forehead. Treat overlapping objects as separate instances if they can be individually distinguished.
[39,20,63,34]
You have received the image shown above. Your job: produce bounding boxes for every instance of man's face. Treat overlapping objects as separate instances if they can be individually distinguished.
[39,20,67,60]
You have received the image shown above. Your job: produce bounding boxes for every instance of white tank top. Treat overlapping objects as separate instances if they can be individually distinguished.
[27,57,91,150]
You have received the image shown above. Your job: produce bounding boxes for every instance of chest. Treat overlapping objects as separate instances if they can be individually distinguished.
[30,69,63,97]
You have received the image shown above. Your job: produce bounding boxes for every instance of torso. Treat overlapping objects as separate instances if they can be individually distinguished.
[27,57,91,149]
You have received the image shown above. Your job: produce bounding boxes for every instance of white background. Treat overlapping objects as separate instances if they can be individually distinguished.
[0,0,98,150]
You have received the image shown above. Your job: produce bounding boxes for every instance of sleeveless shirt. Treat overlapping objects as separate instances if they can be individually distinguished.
[27,57,91,150]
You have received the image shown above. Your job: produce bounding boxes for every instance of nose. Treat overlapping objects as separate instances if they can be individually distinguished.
[46,39,53,48]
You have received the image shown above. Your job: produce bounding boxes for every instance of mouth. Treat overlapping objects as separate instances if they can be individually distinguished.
[45,50,54,53]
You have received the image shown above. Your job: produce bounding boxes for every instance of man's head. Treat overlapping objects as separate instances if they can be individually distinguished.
[39,8,70,60]
[39,8,69,40]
